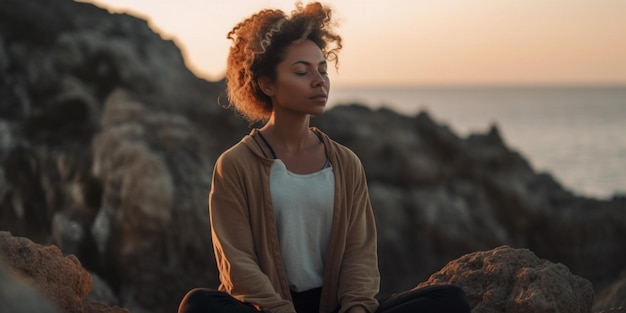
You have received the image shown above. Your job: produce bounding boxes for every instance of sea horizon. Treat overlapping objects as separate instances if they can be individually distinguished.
[328,84,626,200]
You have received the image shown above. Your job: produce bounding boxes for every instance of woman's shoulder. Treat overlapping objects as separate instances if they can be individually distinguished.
[215,136,256,166]
[217,138,246,157]
[215,131,271,168]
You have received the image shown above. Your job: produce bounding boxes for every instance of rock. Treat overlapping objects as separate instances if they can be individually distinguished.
[88,272,120,306]
[1,0,237,311]
[416,246,594,313]
[0,231,127,313]
[595,308,626,313]
[87,89,218,313]
[0,232,91,312]
[52,211,85,256]
[0,258,60,313]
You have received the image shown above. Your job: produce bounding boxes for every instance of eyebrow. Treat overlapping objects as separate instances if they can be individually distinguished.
[292,60,327,67]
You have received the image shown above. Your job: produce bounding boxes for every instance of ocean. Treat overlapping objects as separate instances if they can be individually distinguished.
[327,85,626,199]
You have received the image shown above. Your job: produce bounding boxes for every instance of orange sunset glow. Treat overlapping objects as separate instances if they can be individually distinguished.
[78,0,626,87]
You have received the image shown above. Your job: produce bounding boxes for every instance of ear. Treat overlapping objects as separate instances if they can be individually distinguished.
[257,76,275,97]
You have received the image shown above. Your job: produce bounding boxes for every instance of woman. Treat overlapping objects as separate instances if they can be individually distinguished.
[178,2,471,313]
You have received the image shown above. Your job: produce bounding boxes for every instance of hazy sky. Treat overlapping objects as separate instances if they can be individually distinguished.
[82,0,626,87]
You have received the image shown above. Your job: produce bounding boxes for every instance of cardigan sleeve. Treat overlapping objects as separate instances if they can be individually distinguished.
[209,151,296,313]
[336,153,380,313]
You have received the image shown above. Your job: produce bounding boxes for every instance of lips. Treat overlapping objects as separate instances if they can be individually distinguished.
[310,93,328,100]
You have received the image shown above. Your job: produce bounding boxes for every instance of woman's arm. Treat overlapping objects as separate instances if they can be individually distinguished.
[336,157,380,313]
[210,152,295,313]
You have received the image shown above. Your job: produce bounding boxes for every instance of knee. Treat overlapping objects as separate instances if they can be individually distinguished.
[181,288,218,302]
[178,288,222,313]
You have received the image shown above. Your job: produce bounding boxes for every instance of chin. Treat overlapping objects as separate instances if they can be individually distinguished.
[310,108,326,116]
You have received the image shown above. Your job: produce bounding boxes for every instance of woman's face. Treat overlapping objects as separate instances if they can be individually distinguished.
[261,39,329,117]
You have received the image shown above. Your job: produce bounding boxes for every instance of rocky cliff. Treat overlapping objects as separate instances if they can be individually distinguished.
[1,0,625,312]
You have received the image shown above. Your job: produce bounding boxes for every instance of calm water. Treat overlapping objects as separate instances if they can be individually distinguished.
[328,85,626,199]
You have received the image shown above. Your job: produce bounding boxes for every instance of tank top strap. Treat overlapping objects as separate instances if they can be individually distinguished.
[256,130,278,159]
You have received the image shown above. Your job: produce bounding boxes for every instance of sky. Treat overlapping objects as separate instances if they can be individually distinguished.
[80,0,626,87]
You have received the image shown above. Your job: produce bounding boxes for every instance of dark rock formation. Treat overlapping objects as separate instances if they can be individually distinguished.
[1,0,243,312]
[1,0,625,312]
[416,246,593,312]
[0,231,126,313]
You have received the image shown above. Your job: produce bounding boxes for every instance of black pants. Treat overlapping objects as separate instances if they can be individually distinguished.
[375,285,471,313]
[178,284,470,313]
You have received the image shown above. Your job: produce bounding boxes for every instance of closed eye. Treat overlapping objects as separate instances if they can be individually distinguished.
[292,60,328,76]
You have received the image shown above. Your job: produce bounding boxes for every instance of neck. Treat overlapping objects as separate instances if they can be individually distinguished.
[260,114,313,152]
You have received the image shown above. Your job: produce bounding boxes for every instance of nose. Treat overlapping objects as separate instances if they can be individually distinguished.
[312,71,328,88]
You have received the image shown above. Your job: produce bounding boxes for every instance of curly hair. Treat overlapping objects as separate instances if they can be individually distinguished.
[225,2,342,123]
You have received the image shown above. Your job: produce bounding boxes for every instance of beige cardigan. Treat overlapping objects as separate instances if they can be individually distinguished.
[209,128,380,313]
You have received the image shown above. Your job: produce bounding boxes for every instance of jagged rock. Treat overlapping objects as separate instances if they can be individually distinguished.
[0,231,127,313]
[0,258,60,313]
[416,246,594,313]
[87,88,219,313]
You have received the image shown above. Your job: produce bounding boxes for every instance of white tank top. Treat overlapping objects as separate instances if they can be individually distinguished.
[269,159,335,292]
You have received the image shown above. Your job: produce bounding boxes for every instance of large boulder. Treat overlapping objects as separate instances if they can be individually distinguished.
[0,231,127,313]
[0,258,60,313]
[416,246,594,313]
